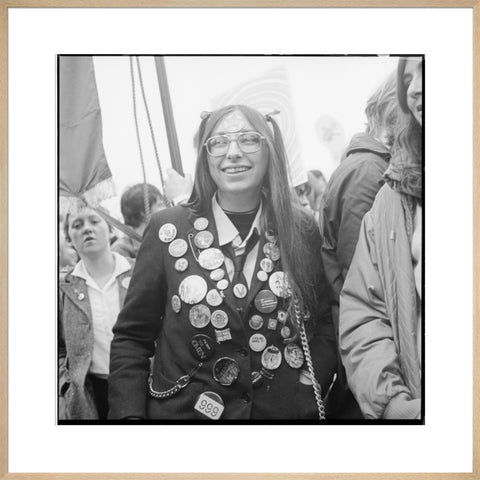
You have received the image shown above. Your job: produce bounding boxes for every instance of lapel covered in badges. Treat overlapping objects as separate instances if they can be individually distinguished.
[186,209,240,317]
[244,233,270,309]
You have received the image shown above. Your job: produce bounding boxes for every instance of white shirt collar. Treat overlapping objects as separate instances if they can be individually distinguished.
[72,252,131,289]
[211,194,263,247]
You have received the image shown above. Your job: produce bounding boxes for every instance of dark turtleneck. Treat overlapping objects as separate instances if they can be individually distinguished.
[223,206,259,241]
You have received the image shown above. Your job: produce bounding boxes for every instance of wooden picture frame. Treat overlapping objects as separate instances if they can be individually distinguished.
[1,1,478,479]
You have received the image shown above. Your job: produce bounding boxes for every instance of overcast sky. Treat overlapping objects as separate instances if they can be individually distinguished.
[93,55,397,217]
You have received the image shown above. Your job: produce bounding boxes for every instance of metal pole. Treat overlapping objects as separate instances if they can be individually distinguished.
[154,56,184,176]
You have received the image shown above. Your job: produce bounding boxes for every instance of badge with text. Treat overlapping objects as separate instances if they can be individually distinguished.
[198,248,224,270]
[158,223,177,243]
[261,345,282,370]
[189,304,211,328]
[215,328,232,343]
[179,275,208,304]
[249,333,267,352]
[254,290,278,314]
[189,334,215,361]
[194,391,224,420]
[213,357,240,386]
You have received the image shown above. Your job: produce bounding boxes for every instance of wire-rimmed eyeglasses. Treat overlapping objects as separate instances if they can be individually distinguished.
[204,132,265,157]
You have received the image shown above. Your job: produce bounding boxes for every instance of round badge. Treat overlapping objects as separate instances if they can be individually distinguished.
[211,310,229,329]
[171,295,181,313]
[269,271,292,299]
[198,248,224,270]
[178,275,208,304]
[189,304,211,328]
[249,314,264,330]
[217,279,229,291]
[121,277,131,289]
[168,238,188,258]
[265,229,276,242]
[254,290,278,314]
[194,230,214,249]
[284,343,304,369]
[257,270,268,282]
[206,289,223,307]
[280,326,291,338]
[213,357,240,386]
[263,242,281,261]
[233,283,248,299]
[277,310,288,323]
[194,217,209,231]
[260,258,274,273]
[158,223,177,243]
[249,333,267,352]
[232,236,242,248]
[189,334,215,361]
[175,258,189,272]
[210,268,225,282]
[261,345,282,370]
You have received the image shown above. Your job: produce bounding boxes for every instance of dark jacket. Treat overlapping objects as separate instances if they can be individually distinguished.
[108,205,336,420]
[320,133,390,316]
[319,133,390,418]
[58,258,134,420]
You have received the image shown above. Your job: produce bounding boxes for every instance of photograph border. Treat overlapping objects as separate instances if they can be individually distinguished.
[1,1,479,478]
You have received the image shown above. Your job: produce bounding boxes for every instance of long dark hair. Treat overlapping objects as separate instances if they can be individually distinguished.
[188,105,322,319]
[388,57,423,200]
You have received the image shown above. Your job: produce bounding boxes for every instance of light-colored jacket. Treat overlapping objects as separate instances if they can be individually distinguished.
[58,261,133,420]
[339,184,421,419]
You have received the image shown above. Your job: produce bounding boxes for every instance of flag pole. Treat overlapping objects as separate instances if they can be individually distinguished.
[154,56,184,176]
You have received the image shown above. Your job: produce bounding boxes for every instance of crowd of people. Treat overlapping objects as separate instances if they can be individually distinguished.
[58,55,423,421]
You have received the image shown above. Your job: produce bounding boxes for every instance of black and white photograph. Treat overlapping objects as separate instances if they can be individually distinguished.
[57,54,423,423]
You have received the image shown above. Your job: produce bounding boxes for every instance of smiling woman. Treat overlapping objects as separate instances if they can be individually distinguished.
[108,104,337,421]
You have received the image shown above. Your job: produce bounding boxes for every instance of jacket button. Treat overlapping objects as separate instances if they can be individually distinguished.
[241,393,251,403]
[238,348,248,357]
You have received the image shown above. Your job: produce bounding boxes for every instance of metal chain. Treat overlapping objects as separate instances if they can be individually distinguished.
[148,374,189,399]
[148,363,203,400]
[135,56,169,202]
[129,56,151,222]
[293,295,326,420]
